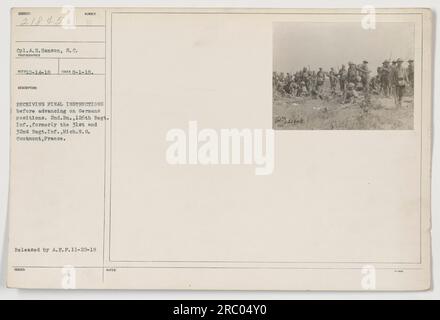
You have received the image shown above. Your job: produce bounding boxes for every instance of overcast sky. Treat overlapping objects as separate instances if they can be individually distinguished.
[273,22,415,74]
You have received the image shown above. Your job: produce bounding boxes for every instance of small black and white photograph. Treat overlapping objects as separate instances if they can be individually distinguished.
[273,22,415,130]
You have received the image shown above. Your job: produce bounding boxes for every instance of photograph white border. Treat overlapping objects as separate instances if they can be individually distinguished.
[0,0,438,299]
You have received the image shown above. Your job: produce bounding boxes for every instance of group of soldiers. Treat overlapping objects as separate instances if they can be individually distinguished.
[273,58,414,107]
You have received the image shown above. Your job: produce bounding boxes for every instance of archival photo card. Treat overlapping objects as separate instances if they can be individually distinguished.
[7,8,432,291]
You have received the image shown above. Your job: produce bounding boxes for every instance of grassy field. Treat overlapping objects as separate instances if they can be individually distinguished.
[273,90,414,130]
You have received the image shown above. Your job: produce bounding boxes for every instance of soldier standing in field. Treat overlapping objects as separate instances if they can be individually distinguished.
[380,60,391,96]
[407,59,414,89]
[356,60,370,94]
[394,58,409,107]
[390,60,398,104]
[286,73,296,96]
[338,64,348,94]
[370,67,382,93]
[303,68,312,93]
[347,62,358,87]
[273,72,278,93]
[316,67,325,97]
[309,71,316,97]
[294,71,301,86]
[329,67,337,94]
